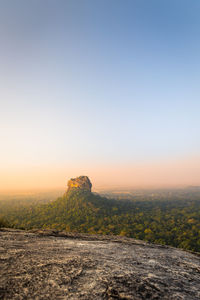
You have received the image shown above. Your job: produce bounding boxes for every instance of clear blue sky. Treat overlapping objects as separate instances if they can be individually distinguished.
[0,1,200,189]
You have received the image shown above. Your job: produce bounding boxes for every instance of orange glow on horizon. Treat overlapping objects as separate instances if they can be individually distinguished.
[0,156,200,191]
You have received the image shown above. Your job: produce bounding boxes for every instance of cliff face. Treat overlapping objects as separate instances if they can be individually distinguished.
[0,229,200,300]
[67,176,92,192]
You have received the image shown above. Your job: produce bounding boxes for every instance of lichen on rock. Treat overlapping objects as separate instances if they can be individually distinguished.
[67,176,92,192]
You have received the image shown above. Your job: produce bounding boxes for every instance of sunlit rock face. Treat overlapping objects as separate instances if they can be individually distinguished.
[67,176,92,192]
[1,229,200,299]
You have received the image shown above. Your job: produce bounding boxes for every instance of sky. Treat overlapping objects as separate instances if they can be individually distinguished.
[0,0,200,190]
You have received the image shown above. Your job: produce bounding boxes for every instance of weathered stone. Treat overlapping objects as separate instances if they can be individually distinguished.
[0,228,200,299]
[67,175,92,192]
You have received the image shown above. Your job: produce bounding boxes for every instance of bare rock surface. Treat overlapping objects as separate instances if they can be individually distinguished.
[67,176,92,192]
[0,229,200,299]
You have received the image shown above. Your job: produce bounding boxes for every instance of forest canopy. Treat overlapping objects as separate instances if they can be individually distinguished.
[0,189,200,253]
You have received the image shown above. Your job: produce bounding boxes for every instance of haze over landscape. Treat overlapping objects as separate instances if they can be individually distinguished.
[0,0,200,190]
[1,3,200,299]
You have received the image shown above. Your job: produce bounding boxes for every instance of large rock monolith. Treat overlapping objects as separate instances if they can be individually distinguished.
[67,176,92,192]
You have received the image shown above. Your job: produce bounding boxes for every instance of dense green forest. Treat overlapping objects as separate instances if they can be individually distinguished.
[0,189,200,252]
[0,218,10,228]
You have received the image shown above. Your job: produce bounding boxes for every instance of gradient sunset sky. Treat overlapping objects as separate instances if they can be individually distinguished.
[0,1,200,190]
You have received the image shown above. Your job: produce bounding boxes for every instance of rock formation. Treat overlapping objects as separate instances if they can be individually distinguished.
[67,175,92,192]
[0,228,200,299]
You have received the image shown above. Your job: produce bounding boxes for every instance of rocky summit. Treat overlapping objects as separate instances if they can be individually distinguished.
[0,228,200,299]
[67,175,92,192]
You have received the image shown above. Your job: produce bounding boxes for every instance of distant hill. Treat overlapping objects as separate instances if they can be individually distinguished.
[187,185,200,190]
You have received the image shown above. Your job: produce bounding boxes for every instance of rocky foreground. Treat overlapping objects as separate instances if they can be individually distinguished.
[0,229,200,299]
